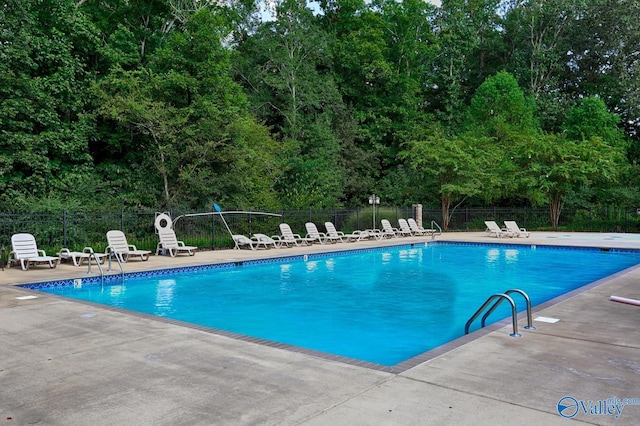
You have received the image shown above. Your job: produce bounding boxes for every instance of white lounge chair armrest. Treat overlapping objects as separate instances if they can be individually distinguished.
[128,244,137,251]
[83,247,95,254]
[37,249,47,257]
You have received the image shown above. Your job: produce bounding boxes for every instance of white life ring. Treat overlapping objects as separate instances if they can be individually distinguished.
[155,213,173,231]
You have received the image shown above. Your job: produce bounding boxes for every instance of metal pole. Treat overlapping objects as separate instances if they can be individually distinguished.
[63,210,67,248]
[214,204,238,249]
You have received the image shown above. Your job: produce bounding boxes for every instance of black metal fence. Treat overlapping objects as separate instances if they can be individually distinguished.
[1,206,639,257]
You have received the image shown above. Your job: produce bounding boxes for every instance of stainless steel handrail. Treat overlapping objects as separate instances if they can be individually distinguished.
[481,289,536,330]
[465,293,521,337]
[430,221,442,239]
[106,250,125,281]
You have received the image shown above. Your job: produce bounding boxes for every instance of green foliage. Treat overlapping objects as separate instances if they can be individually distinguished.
[464,71,538,139]
[0,0,637,219]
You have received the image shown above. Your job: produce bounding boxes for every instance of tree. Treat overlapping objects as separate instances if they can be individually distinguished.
[400,126,497,229]
[234,0,348,208]
[0,0,100,210]
[95,9,279,209]
[463,71,538,199]
[429,0,504,131]
[515,97,627,229]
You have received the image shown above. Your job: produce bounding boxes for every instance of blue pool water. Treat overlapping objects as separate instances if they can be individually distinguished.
[30,243,640,366]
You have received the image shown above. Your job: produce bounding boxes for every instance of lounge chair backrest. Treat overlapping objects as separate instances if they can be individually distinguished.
[106,230,131,254]
[279,223,296,240]
[305,222,321,237]
[325,222,338,237]
[158,228,179,249]
[381,219,394,232]
[11,233,40,259]
[407,218,420,231]
[484,221,501,232]
[398,219,411,232]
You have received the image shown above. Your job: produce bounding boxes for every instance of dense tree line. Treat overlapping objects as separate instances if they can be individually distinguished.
[1,0,638,228]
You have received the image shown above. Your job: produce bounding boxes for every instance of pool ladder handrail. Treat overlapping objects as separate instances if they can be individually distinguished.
[105,249,125,282]
[430,221,442,240]
[465,289,536,337]
[85,250,105,284]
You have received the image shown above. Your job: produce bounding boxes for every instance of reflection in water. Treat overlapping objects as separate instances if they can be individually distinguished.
[156,279,176,307]
[325,259,335,272]
[505,249,519,262]
[486,248,500,264]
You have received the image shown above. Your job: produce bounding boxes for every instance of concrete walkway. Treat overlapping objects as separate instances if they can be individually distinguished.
[1,232,639,425]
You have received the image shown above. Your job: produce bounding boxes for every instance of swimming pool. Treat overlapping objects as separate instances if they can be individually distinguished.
[26,243,640,367]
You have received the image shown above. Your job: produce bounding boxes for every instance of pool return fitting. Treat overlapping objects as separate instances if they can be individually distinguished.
[465,289,535,337]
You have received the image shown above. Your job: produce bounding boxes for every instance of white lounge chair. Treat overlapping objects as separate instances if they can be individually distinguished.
[305,222,327,244]
[8,233,59,271]
[272,223,313,247]
[252,233,279,249]
[407,218,434,236]
[484,221,512,238]
[380,219,400,238]
[324,222,357,242]
[233,235,258,250]
[504,221,530,238]
[233,235,256,250]
[397,219,414,237]
[156,228,197,257]
[106,230,151,262]
[58,247,107,266]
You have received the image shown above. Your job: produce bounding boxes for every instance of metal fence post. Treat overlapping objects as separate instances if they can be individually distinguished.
[63,210,67,248]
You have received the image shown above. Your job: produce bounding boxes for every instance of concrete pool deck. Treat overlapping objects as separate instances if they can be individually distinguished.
[1,232,639,425]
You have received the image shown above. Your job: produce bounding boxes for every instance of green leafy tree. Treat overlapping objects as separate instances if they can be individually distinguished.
[95,9,279,209]
[234,0,347,208]
[515,97,627,229]
[463,71,538,198]
[430,0,504,131]
[0,0,101,210]
[400,125,497,229]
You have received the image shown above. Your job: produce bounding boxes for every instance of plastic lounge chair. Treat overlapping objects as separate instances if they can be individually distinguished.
[324,222,357,242]
[8,233,60,271]
[355,229,384,241]
[380,219,400,238]
[105,230,151,262]
[252,234,279,249]
[504,221,530,238]
[233,235,257,250]
[156,228,197,257]
[154,212,197,257]
[484,221,512,238]
[397,219,414,237]
[58,247,107,266]
[272,223,313,247]
[407,218,434,236]
[305,222,328,244]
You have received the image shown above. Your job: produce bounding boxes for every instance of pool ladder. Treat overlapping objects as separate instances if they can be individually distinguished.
[465,289,536,337]
[86,250,125,284]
